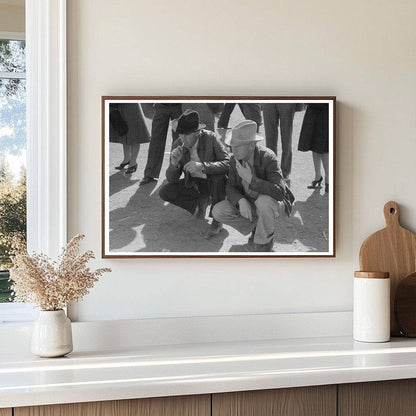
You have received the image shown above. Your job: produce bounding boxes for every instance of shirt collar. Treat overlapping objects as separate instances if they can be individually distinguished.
[190,137,199,152]
[184,131,201,151]
[244,146,256,167]
[252,144,260,166]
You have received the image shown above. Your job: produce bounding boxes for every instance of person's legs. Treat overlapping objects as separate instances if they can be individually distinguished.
[306,151,324,189]
[253,195,284,245]
[168,104,182,149]
[115,144,131,170]
[276,104,295,179]
[204,174,228,237]
[321,152,329,183]
[124,144,141,174]
[121,144,131,163]
[240,104,262,131]
[159,177,212,216]
[207,174,227,216]
[143,107,170,179]
[159,180,204,215]
[263,104,279,156]
[192,179,212,219]
[129,145,140,166]
[212,199,256,236]
[312,151,322,180]
[321,152,329,192]
[217,104,236,129]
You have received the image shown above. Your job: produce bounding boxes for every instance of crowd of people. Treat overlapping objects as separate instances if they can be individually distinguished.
[109,102,329,252]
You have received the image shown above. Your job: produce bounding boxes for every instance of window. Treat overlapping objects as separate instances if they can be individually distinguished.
[0,0,68,324]
[0,34,26,306]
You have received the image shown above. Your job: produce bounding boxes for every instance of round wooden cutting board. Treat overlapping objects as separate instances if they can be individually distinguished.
[359,201,416,336]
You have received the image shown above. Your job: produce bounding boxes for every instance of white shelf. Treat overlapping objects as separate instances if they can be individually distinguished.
[2,335,416,408]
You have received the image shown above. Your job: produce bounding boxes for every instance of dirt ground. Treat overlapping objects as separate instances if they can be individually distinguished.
[108,107,329,254]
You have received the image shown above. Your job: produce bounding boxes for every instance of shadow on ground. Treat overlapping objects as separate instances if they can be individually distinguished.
[274,189,329,252]
[109,171,140,197]
[110,180,229,252]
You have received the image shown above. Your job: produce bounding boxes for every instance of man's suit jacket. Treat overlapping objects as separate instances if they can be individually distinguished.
[226,145,295,216]
[166,130,230,183]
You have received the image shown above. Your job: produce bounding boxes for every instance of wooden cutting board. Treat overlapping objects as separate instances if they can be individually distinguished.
[359,201,416,336]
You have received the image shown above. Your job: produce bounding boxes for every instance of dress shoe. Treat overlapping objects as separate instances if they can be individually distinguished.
[205,220,223,239]
[307,176,323,189]
[193,196,211,219]
[115,161,129,170]
[125,164,137,174]
[253,239,274,252]
[140,176,157,185]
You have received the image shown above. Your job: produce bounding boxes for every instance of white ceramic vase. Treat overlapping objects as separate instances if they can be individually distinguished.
[31,310,73,357]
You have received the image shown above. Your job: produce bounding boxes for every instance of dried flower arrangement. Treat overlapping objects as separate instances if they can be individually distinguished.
[10,234,111,311]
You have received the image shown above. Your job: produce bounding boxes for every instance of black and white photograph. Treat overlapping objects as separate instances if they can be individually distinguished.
[102,97,335,257]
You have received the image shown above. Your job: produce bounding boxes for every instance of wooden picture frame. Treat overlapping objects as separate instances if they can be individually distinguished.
[102,96,336,258]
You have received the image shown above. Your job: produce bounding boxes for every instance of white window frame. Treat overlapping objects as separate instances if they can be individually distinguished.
[0,31,29,322]
[0,0,67,323]
[0,32,24,41]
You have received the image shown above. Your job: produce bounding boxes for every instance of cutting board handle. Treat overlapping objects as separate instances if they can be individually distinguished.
[384,201,400,228]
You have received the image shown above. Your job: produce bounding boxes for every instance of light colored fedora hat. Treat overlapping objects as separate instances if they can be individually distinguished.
[225,120,262,146]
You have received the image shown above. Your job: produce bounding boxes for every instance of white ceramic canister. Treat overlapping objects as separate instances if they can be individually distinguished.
[353,271,390,342]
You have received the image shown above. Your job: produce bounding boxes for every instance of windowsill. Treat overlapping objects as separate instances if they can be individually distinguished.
[0,302,35,324]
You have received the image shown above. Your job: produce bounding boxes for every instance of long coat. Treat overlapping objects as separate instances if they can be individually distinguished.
[226,145,295,216]
[165,130,230,183]
[109,103,150,146]
[298,103,329,154]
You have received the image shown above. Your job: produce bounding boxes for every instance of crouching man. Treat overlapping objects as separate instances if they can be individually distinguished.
[159,109,230,234]
[211,120,295,252]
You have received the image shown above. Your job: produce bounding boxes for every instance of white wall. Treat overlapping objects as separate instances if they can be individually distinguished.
[67,0,416,322]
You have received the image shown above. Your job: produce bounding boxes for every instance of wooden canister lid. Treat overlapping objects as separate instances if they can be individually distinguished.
[354,271,390,279]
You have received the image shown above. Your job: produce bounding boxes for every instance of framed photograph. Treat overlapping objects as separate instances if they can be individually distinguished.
[102,96,336,258]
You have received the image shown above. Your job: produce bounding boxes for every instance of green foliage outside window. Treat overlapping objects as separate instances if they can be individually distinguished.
[0,161,26,302]
[0,38,27,303]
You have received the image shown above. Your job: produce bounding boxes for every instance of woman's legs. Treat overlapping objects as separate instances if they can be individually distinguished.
[312,151,322,180]
[124,144,141,174]
[321,152,329,192]
[121,144,130,164]
[307,152,324,189]
[120,144,140,167]
[129,144,140,167]
[322,152,329,183]
[115,144,131,170]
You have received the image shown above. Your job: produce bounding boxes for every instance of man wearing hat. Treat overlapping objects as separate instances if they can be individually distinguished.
[158,109,230,234]
[211,120,295,252]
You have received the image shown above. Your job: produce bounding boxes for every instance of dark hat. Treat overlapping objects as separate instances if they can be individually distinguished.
[172,109,206,134]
